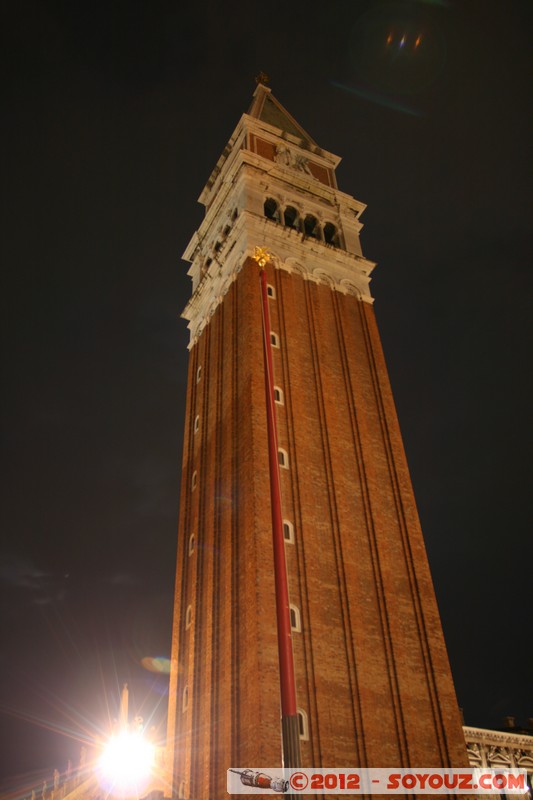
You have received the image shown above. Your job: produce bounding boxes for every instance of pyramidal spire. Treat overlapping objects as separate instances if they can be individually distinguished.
[248,82,318,147]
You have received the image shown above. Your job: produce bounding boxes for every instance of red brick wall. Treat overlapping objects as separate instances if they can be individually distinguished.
[167,262,285,799]
[166,259,467,799]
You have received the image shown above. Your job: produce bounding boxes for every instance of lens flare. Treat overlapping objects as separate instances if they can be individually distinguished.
[331,82,425,117]
[98,731,154,797]
[141,655,171,674]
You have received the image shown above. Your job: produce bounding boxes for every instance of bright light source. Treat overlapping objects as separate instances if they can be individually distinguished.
[98,731,154,797]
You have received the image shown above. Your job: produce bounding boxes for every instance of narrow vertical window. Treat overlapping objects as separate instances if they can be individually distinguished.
[274,386,284,405]
[267,284,276,298]
[270,332,279,348]
[182,686,189,712]
[298,708,309,740]
[283,520,294,543]
[278,448,289,469]
[194,415,200,434]
[196,365,202,383]
[290,604,301,632]
[191,471,197,491]
[188,533,195,556]
[185,604,192,629]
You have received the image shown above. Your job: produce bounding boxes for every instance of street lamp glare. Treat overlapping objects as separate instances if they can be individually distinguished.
[98,731,154,796]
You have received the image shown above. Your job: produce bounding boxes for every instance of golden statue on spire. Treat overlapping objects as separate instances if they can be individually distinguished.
[255,71,270,86]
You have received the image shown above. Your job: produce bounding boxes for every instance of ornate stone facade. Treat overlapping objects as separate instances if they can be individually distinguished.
[464,725,533,793]
[181,86,374,348]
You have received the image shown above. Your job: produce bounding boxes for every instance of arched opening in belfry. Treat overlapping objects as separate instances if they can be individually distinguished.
[284,205,300,230]
[304,214,320,239]
[324,222,340,247]
[264,197,280,222]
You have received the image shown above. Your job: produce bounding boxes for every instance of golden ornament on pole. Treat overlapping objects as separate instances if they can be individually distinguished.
[253,246,271,268]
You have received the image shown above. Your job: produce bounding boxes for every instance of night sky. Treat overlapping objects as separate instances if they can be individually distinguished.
[1,0,531,788]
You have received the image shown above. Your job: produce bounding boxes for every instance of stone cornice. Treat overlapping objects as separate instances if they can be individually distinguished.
[463,726,533,748]
[182,211,375,348]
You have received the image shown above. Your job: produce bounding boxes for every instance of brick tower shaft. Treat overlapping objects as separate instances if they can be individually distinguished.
[165,84,467,799]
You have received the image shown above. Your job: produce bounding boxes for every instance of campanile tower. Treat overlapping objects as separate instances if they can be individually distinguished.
[165,83,467,799]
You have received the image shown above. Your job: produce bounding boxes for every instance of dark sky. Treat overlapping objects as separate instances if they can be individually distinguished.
[1,0,531,787]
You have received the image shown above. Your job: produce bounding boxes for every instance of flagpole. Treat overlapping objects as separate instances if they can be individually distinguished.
[254,247,301,770]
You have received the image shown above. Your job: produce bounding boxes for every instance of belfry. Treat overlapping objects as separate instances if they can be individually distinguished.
[165,83,467,798]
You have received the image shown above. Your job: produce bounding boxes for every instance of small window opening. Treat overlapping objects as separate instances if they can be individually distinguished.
[284,206,299,230]
[283,520,294,543]
[290,604,301,632]
[196,365,202,383]
[182,686,189,712]
[188,533,195,556]
[223,225,231,237]
[324,222,340,247]
[278,448,289,469]
[185,604,192,629]
[200,258,212,279]
[194,415,200,434]
[267,284,275,298]
[298,708,309,740]
[232,208,238,221]
[191,471,197,491]
[274,386,284,405]
[304,214,320,239]
[214,241,222,253]
[270,332,279,348]
[264,197,280,222]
